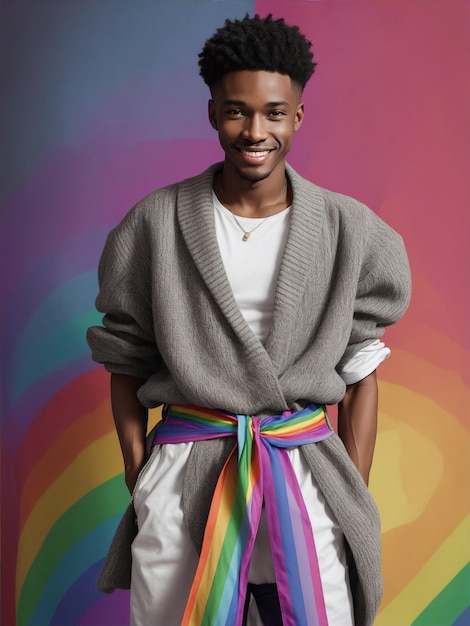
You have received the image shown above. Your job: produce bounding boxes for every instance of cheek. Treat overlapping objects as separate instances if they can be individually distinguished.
[280,126,296,145]
[217,128,231,142]
[218,124,240,142]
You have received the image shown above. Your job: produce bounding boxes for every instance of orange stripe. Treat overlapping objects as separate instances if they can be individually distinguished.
[19,398,113,530]
[183,433,262,624]
[17,368,110,492]
[182,453,238,624]
[16,431,123,594]
[262,418,326,438]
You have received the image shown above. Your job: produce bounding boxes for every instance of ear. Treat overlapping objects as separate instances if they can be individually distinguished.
[294,103,305,131]
[208,99,218,130]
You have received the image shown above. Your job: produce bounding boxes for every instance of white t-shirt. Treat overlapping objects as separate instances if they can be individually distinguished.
[213,192,389,384]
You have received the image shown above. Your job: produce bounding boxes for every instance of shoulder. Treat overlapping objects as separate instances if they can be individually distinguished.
[100,164,219,259]
[288,163,376,222]
[123,163,219,226]
[287,163,404,247]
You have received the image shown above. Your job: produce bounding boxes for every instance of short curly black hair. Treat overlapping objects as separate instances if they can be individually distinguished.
[199,14,316,90]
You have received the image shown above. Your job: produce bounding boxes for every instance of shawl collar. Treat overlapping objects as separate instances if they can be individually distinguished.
[177,163,326,376]
[264,164,326,369]
[176,164,262,354]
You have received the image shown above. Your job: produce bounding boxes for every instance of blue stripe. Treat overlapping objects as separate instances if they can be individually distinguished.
[50,560,104,626]
[217,502,252,625]
[28,517,122,626]
[280,452,320,625]
[266,443,309,626]
[215,421,252,625]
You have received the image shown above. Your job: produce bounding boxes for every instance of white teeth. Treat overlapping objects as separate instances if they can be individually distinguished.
[240,150,270,157]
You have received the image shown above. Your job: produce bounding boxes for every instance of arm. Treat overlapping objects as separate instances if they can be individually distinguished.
[110,373,148,494]
[337,370,378,486]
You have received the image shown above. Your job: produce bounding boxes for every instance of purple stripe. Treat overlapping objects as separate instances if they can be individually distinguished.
[235,446,263,624]
[154,414,237,445]
[281,452,325,625]
[270,449,312,625]
[286,461,328,621]
[262,443,328,625]
[260,443,299,626]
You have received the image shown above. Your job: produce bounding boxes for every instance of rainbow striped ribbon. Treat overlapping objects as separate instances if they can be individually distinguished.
[153,403,334,626]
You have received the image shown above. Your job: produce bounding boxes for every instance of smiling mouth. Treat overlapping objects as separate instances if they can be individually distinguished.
[238,148,273,158]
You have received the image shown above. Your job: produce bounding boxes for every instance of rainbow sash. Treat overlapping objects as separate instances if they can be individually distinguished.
[154,404,334,626]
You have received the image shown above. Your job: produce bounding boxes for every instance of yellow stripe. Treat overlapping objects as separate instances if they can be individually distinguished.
[19,400,112,530]
[261,412,325,435]
[190,438,259,621]
[189,456,238,621]
[264,420,323,436]
[376,516,470,625]
[16,432,122,596]
[172,405,235,424]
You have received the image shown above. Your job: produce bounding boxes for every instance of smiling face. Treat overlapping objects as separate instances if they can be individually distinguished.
[208,70,304,185]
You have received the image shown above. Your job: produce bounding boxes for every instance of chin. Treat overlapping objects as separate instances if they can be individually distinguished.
[240,173,270,183]
[236,167,273,183]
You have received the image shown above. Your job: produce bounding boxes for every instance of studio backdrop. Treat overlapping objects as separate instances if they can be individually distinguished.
[1,1,469,625]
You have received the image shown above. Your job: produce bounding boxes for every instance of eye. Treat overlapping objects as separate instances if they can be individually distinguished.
[226,109,245,118]
[268,110,286,119]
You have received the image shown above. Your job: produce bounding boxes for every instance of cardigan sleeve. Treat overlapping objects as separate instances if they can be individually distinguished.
[338,216,412,369]
[87,210,161,380]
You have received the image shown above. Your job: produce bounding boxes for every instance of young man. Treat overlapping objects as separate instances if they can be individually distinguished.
[87,14,411,626]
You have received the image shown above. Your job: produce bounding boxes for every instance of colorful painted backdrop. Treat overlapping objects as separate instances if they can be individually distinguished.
[1,1,468,625]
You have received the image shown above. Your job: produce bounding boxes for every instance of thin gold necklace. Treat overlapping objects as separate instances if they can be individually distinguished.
[217,177,287,242]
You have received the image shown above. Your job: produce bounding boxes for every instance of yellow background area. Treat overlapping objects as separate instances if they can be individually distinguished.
[372,365,469,623]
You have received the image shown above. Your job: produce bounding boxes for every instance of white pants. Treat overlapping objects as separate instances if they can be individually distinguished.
[131,443,354,626]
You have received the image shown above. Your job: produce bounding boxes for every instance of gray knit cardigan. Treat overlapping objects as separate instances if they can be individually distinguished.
[87,163,411,626]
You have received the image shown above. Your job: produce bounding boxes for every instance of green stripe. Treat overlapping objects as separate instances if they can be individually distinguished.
[171,410,235,429]
[202,423,253,623]
[261,408,324,433]
[411,563,470,626]
[17,476,127,626]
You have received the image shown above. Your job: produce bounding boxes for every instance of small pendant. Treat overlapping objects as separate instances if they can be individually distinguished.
[242,232,250,241]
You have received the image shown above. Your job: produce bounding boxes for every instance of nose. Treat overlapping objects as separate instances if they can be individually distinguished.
[242,114,267,143]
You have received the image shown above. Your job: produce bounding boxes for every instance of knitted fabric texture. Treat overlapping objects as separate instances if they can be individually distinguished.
[89,163,411,626]
[87,163,411,412]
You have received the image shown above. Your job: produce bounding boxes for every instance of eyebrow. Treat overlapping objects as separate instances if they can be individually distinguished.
[222,99,291,107]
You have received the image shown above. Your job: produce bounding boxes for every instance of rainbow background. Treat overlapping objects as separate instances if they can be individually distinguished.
[1,1,468,625]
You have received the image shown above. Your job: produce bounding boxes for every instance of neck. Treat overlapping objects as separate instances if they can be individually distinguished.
[215,168,290,218]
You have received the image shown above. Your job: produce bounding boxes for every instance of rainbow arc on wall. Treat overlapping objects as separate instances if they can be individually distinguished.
[1,1,468,625]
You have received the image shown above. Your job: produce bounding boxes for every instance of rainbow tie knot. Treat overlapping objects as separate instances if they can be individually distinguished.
[154,404,334,626]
